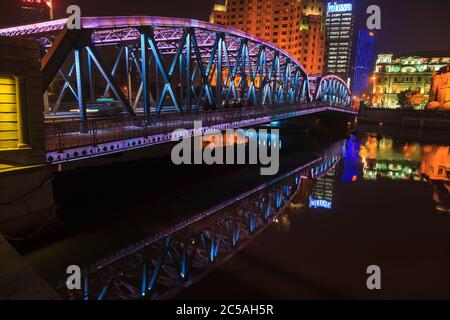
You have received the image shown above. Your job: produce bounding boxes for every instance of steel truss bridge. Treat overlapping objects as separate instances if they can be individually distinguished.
[0,17,355,163]
[57,140,344,300]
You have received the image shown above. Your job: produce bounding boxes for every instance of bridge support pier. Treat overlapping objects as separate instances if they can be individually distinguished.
[0,37,58,237]
[0,165,58,240]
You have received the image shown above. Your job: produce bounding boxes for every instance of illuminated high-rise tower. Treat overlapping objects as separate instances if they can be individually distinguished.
[20,0,53,24]
[324,0,355,85]
[352,29,375,97]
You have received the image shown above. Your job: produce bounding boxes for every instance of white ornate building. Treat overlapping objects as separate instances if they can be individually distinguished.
[372,52,450,108]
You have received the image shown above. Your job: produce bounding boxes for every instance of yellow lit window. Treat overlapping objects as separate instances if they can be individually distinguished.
[0,76,18,150]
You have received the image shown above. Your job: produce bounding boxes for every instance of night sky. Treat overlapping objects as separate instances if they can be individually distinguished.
[1,0,449,56]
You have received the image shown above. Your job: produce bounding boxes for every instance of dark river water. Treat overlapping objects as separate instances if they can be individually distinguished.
[14,120,450,300]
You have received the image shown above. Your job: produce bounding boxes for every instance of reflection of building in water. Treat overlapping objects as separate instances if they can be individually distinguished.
[360,136,423,181]
[432,182,450,213]
[310,167,336,209]
[420,146,450,181]
[359,135,450,212]
[342,135,360,182]
[307,140,344,210]
[360,136,422,162]
[359,135,449,182]
[362,159,422,181]
[420,145,450,213]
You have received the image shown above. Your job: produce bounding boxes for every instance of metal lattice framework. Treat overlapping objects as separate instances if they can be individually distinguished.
[0,16,352,123]
[56,141,344,300]
[315,74,351,106]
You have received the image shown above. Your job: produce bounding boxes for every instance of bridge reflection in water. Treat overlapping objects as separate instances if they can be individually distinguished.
[57,141,345,300]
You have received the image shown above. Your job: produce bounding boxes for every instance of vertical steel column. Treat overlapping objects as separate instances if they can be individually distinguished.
[284,60,291,104]
[265,48,274,105]
[240,40,247,103]
[272,52,279,105]
[258,46,266,105]
[185,30,192,111]
[87,52,95,101]
[74,47,88,130]
[140,30,151,122]
[216,33,224,108]
[125,46,133,106]
[155,59,160,109]
[179,50,183,109]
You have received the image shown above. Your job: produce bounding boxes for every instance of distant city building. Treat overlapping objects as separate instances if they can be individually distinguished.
[20,0,52,24]
[429,65,450,110]
[351,29,375,98]
[324,0,355,85]
[209,0,326,75]
[372,52,450,108]
[299,0,326,75]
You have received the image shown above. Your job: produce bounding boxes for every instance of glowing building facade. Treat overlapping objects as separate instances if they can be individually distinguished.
[209,0,326,75]
[324,0,355,85]
[372,52,450,109]
[299,0,326,75]
[429,65,450,110]
[20,0,52,24]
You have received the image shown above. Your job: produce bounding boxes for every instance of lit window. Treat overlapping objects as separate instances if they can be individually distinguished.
[0,75,19,150]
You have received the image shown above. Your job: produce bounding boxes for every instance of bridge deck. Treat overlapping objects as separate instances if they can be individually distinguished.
[45,103,357,164]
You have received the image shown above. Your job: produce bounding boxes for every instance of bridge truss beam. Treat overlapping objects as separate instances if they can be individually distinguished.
[0,17,352,128]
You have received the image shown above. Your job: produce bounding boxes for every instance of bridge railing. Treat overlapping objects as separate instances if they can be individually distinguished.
[44,102,354,152]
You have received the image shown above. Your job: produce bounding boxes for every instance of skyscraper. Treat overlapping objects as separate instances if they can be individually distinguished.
[20,0,52,24]
[352,29,375,97]
[324,0,355,85]
[209,0,326,75]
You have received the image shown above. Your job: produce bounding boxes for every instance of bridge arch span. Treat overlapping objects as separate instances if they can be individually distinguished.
[0,16,350,119]
[314,74,351,107]
[0,17,314,115]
